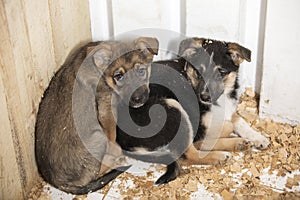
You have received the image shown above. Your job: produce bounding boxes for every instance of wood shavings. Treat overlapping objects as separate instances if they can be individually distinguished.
[250,164,260,178]
[30,88,300,199]
[278,133,289,143]
[184,179,198,192]
[27,181,47,200]
[73,195,88,200]
[231,162,242,173]
[245,88,256,98]
[286,177,299,189]
[221,189,234,200]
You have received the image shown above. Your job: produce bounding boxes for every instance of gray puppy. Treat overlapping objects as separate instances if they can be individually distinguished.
[35,37,158,194]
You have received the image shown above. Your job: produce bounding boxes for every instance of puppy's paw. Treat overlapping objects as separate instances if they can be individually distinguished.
[234,120,270,150]
[216,151,232,165]
[253,135,270,149]
[102,154,128,170]
[108,143,123,157]
[155,162,180,185]
[211,138,253,152]
[234,139,253,151]
[248,131,270,149]
[200,151,231,166]
[114,155,129,167]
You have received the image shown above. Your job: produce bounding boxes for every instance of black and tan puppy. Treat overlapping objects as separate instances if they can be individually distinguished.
[35,37,158,194]
[116,39,264,184]
[179,38,270,150]
[116,61,197,184]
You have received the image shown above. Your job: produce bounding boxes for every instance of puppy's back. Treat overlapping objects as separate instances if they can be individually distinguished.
[35,41,104,192]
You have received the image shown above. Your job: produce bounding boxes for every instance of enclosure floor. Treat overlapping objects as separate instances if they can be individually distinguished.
[28,89,300,200]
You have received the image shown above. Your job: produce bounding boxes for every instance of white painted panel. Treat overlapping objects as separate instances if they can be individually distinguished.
[239,0,266,92]
[89,0,114,40]
[186,0,240,41]
[112,0,163,35]
[259,0,300,125]
[111,0,185,35]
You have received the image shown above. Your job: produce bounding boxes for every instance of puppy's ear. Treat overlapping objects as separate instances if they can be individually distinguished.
[92,45,113,71]
[227,43,251,65]
[178,38,204,57]
[86,41,102,55]
[135,37,159,55]
[87,46,97,55]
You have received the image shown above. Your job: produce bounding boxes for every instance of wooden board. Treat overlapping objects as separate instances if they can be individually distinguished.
[0,70,24,200]
[49,0,92,67]
[0,0,92,199]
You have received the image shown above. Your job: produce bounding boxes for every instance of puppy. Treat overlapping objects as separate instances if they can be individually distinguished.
[35,37,158,194]
[116,48,233,184]
[116,60,197,184]
[179,38,270,150]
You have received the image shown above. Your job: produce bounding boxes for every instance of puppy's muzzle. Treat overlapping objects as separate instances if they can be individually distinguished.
[200,93,211,103]
[129,86,149,108]
[199,87,223,105]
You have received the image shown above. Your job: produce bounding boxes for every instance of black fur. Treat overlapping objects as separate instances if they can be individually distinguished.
[155,161,180,185]
[230,78,239,100]
[151,57,210,142]
[117,96,193,184]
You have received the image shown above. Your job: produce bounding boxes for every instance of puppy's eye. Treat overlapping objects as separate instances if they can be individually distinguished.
[114,73,123,81]
[137,67,146,76]
[219,68,229,76]
[134,63,147,77]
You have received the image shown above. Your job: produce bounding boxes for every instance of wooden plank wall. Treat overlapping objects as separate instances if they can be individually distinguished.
[0,0,92,199]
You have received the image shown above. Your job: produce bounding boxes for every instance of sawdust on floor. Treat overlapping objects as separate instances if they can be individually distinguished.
[28,88,300,200]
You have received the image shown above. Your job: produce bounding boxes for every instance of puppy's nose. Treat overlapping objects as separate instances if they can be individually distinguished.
[131,96,142,103]
[201,94,211,102]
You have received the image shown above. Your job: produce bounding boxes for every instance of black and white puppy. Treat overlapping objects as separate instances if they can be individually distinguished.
[179,38,270,150]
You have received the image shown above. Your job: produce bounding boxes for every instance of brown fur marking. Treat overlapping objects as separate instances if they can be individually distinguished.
[180,145,231,165]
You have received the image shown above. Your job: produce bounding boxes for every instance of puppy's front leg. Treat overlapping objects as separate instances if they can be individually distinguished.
[205,120,234,139]
[220,120,234,138]
[232,113,270,149]
[98,107,127,173]
[99,145,127,175]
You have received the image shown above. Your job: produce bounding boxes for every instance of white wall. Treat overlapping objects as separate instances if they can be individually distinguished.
[89,0,300,125]
[186,0,240,41]
[259,0,300,125]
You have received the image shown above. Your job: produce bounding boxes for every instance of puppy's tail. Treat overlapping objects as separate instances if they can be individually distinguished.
[69,165,131,195]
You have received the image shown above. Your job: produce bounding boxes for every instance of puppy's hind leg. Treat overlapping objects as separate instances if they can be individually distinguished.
[195,138,252,152]
[155,161,181,185]
[220,120,235,138]
[124,151,181,185]
[180,145,231,166]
